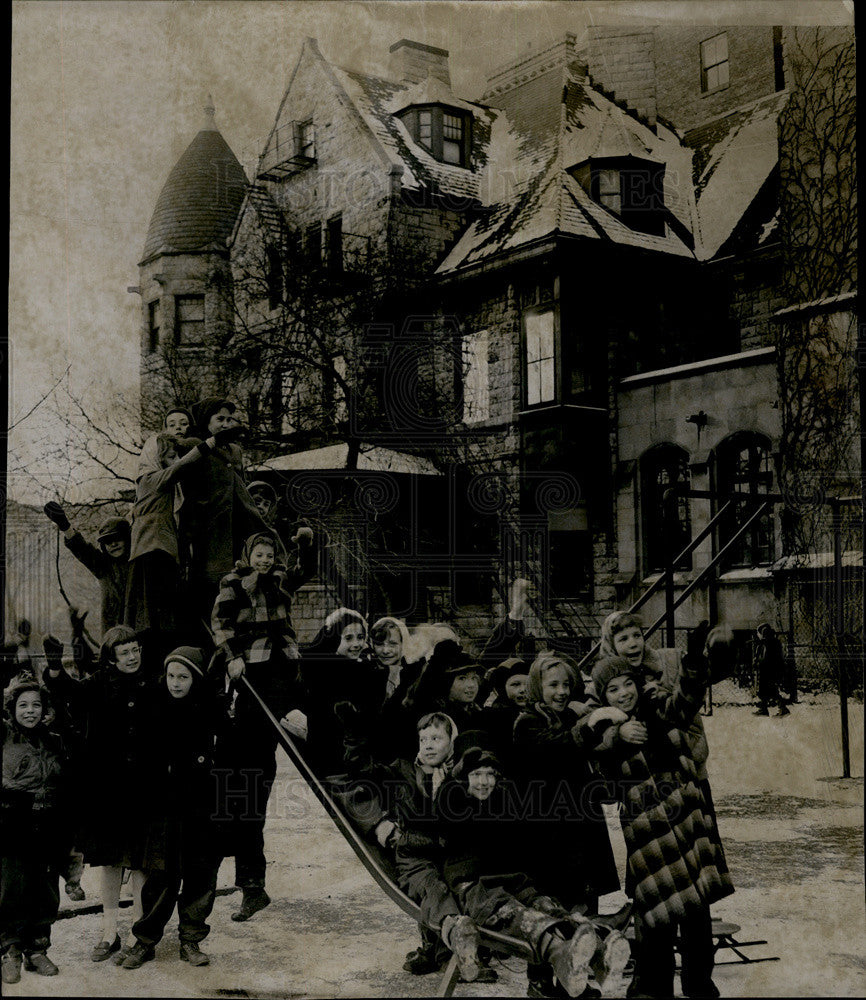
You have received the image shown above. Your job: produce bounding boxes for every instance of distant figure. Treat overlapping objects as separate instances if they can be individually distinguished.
[753,623,789,717]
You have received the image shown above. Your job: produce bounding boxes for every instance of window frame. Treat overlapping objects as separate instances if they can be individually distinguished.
[147,299,160,353]
[700,32,730,94]
[295,119,316,160]
[173,293,206,347]
[715,432,775,567]
[398,105,472,168]
[587,157,666,235]
[640,445,693,575]
[522,304,559,409]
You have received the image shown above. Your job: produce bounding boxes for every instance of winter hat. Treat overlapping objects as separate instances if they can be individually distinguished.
[405,623,461,665]
[453,744,501,780]
[599,611,644,660]
[164,646,206,678]
[307,608,368,657]
[163,407,193,430]
[371,616,411,653]
[97,516,131,546]
[488,657,529,701]
[526,650,583,705]
[242,531,278,563]
[192,396,236,436]
[452,728,496,764]
[427,639,482,677]
[591,657,640,702]
[248,480,277,503]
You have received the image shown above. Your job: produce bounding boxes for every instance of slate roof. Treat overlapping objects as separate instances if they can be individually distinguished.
[142,127,248,264]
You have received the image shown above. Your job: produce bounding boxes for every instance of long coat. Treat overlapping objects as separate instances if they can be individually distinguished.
[1,721,67,860]
[64,531,128,634]
[587,666,733,929]
[512,702,620,904]
[44,666,158,868]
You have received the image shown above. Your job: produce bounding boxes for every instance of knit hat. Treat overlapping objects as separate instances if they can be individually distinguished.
[248,480,277,503]
[526,650,583,705]
[192,396,236,436]
[97,516,130,545]
[164,646,206,678]
[591,657,640,701]
[453,744,501,780]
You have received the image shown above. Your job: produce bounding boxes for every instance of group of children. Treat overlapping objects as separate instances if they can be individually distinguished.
[2,393,736,996]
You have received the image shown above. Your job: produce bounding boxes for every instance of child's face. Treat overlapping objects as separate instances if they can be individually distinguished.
[166,662,194,699]
[252,494,274,519]
[164,412,190,438]
[418,725,452,767]
[373,627,402,669]
[613,625,645,667]
[207,407,235,435]
[104,538,127,559]
[249,542,275,574]
[448,670,480,704]
[605,675,639,714]
[337,623,367,660]
[467,766,497,801]
[15,691,43,729]
[504,674,529,708]
[113,641,141,674]
[161,444,179,468]
[541,663,572,712]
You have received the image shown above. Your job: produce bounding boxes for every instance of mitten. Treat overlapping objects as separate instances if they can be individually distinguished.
[212,424,244,445]
[291,525,314,547]
[42,634,64,669]
[44,502,70,531]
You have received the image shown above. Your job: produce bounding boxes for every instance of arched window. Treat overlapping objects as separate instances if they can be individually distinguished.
[715,433,774,566]
[640,445,692,573]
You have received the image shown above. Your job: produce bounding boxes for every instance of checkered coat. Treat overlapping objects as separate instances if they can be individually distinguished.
[590,664,733,929]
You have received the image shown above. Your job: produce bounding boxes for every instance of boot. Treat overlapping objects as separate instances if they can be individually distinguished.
[1,946,22,985]
[24,952,59,977]
[441,914,480,983]
[402,946,443,975]
[776,703,790,717]
[539,923,599,998]
[231,886,271,922]
[589,928,631,992]
[179,940,210,966]
[588,902,633,933]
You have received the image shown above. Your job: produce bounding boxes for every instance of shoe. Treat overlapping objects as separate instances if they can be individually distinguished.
[463,964,498,983]
[120,941,155,970]
[179,941,210,966]
[2,947,22,985]
[231,887,270,922]
[65,882,86,902]
[590,928,631,991]
[90,935,121,962]
[776,705,790,717]
[527,974,569,998]
[446,914,480,983]
[753,708,769,716]
[402,948,443,975]
[24,952,59,976]
[589,902,633,933]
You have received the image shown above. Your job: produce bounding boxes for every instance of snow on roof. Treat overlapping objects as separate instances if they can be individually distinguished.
[249,443,442,476]
[773,550,863,572]
[684,91,789,260]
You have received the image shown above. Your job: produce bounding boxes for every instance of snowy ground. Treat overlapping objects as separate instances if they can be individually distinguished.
[7,686,864,999]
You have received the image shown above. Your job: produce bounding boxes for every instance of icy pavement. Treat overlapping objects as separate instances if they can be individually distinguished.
[5,695,863,998]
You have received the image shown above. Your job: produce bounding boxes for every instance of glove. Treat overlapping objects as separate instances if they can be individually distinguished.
[212,424,244,445]
[44,502,70,531]
[686,620,711,660]
[68,607,88,633]
[291,525,314,547]
[42,635,64,668]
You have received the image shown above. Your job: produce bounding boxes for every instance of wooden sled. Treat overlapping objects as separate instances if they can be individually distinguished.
[709,920,780,967]
[242,677,534,997]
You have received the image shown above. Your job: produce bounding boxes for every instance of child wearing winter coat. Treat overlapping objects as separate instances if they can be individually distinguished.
[586,649,734,999]
[436,741,629,999]
[337,712,487,982]
[118,648,222,971]
[211,527,315,921]
[43,625,156,963]
[1,676,67,984]
[43,504,131,634]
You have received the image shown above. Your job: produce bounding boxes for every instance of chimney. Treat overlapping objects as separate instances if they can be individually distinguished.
[389,39,451,87]
[580,27,657,127]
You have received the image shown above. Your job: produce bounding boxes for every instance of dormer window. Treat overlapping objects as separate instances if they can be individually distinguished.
[572,157,666,236]
[399,106,471,167]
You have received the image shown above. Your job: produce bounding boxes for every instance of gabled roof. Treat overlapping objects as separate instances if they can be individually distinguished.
[683,91,789,260]
[142,110,247,265]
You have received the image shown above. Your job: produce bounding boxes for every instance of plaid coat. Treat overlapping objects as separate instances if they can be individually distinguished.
[589,663,733,929]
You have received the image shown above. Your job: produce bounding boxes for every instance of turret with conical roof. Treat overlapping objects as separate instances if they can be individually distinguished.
[138,98,247,432]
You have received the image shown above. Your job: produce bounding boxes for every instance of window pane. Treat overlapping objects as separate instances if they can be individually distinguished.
[598,168,619,194]
[717,60,729,88]
[539,357,555,402]
[716,33,728,61]
[526,364,541,406]
[443,114,462,139]
[443,139,461,164]
[175,295,205,345]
